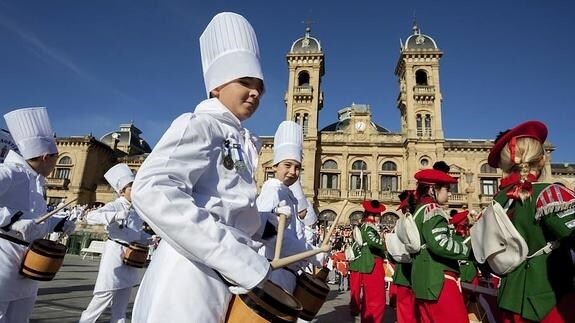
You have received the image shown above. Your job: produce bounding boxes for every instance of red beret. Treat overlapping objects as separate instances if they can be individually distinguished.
[414,169,457,185]
[449,210,470,225]
[488,120,547,168]
[362,199,386,214]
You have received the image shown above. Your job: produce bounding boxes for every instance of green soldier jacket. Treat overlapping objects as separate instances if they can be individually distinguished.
[411,202,470,300]
[495,183,575,321]
[349,223,386,274]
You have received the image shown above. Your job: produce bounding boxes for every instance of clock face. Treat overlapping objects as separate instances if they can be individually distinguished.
[355,121,366,132]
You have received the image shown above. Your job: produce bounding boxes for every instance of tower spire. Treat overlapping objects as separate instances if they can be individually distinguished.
[412,12,420,35]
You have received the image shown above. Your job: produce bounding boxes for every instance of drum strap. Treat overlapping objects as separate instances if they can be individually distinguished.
[108,238,130,247]
[0,232,30,247]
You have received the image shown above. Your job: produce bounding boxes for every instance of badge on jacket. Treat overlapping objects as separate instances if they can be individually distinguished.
[222,139,246,172]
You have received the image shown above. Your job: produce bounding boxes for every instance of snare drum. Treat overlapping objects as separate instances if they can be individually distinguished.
[20,239,67,281]
[226,280,302,323]
[123,242,149,268]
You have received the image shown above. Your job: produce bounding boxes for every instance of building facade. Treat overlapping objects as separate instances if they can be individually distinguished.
[46,24,575,227]
[256,24,575,226]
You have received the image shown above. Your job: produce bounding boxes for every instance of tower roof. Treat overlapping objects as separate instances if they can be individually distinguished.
[100,122,152,156]
[402,22,438,50]
[290,27,322,53]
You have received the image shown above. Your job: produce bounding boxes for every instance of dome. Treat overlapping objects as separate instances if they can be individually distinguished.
[403,23,438,50]
[321,104,390,133]
[100,123,152,156]
[290,27,322,53]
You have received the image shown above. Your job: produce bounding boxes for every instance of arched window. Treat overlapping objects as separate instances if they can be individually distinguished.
[298,71,310,86]
[416,114,423,136]
[424,114,432,136]
[319,210,336,222]
[351,160,367,170]
[380,161,398,192]
[58,156,72,165]
[320,160,338,189]
[322,160,338,169]
[350,160,368,190]
[295,113,301,125]
[349,211,364,225]
[415,70,428,85]
[382,161,397,171]
[53,155,73,179]
[302,113,309,135]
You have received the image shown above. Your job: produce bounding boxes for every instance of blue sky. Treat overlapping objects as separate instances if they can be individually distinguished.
[1,1,574,162]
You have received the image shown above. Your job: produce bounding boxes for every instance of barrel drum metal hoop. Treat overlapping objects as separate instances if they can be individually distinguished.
[225,280,303,323]
[122,242,149,268]
[293,272,330,320]
[20,239,67,281]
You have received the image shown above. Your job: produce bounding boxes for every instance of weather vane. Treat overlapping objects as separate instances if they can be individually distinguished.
[301,19,316,31]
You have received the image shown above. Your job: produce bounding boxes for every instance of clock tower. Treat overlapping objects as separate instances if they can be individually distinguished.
[285,27,325,194]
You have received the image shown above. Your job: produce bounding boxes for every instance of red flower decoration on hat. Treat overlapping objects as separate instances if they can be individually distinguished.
[414,169,458,185]
[488,120,547,168]
[362,199,386,214]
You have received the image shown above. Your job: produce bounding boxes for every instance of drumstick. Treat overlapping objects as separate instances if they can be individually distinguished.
[273,213,287,261]
[321,200,348,248]
[270,248,325,270]
[35,198,78,224]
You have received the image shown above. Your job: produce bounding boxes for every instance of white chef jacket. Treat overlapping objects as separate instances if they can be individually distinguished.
[86,196,146,293]
[257,178,323,293]
[0,151,62,302]
[131,98,270,322]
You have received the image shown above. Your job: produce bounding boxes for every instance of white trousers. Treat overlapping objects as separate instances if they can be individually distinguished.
[79,288,132,323]
[0,296,36,323]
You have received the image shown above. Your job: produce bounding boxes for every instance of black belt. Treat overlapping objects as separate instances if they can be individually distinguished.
[0,232,30,247]
[108,238,129,247]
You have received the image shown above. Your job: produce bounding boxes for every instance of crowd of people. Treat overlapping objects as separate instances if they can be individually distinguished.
[1,9,574,323]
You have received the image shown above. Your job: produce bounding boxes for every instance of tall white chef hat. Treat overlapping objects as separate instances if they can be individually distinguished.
[200,12,263,97]
[104,163,135,194]
[3,107,58,160]
[273,121,303,165]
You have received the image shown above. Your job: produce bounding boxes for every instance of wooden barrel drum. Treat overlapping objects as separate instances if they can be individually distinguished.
[293,272,330,320]
[123,242,149,268]
[20,239,67,281]
[226,280,303,323]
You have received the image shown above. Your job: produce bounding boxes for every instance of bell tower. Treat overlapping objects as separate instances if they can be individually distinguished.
[285,27,325,194]
[395,22,444,141]
[285,27,324,138]
[395,22,446,186]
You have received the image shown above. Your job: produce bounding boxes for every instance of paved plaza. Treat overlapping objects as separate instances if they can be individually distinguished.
[30,254,396,322]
